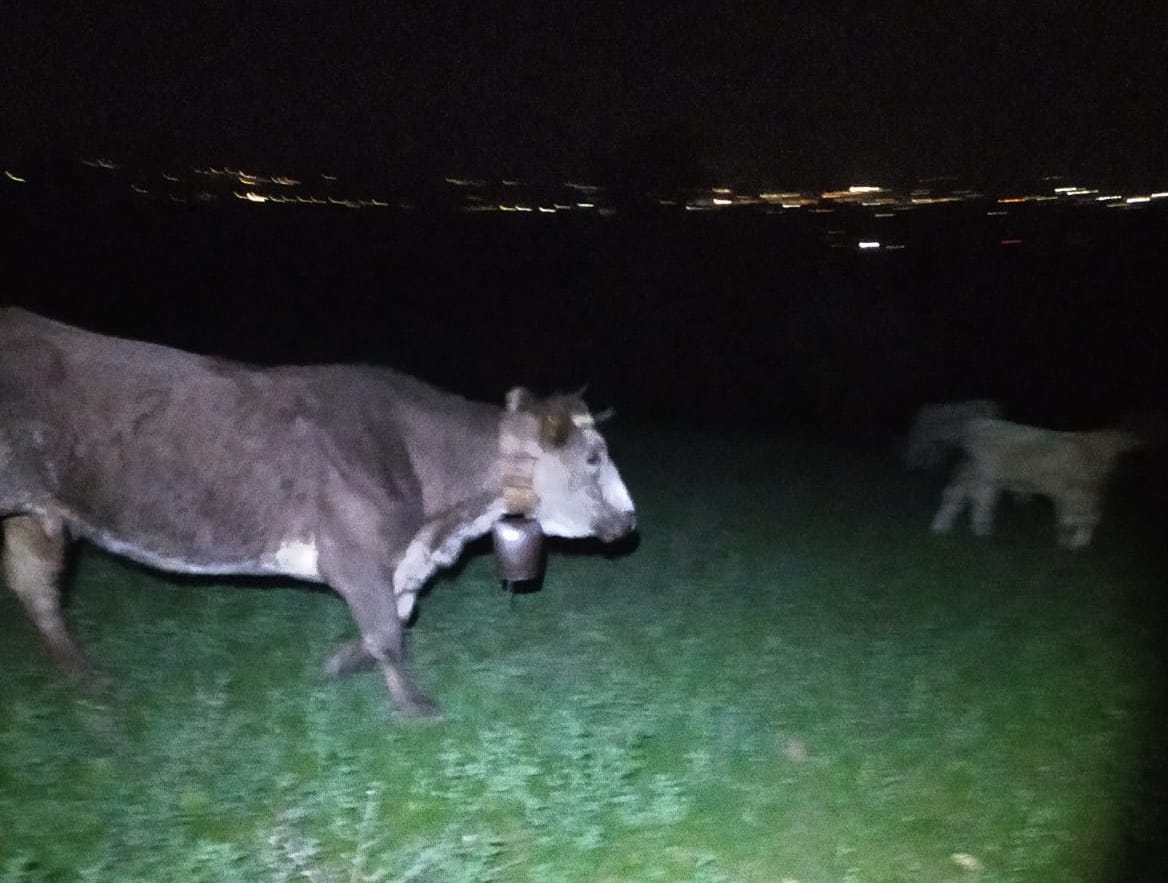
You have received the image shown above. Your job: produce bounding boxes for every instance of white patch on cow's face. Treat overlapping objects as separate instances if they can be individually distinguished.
[532,427,636,542]
[273,539,320,579]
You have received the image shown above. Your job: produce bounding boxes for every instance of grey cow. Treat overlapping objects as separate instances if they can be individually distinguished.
[0,308,636,716]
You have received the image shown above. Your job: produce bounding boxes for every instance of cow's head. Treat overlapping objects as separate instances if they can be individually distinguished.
[1057,429,1148,549]
[500,387,636,542]
[901,400,1002,470]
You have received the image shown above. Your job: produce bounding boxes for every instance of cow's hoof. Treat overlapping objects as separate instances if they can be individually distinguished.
[323,639,376,679]
[50,647,108,691]
[397,692,442,721]
[65,662,112,695]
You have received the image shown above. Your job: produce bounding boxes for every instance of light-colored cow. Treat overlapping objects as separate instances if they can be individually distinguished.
[902,399,1003,470]
[930,417,1145,548]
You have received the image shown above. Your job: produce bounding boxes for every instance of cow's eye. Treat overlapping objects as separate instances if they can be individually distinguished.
[586,450,603,467]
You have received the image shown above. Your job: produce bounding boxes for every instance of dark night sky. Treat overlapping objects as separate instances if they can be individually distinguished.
[4,2,1167,188]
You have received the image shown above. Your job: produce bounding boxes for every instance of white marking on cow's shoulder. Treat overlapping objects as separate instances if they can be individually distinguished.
[273,538,321,579]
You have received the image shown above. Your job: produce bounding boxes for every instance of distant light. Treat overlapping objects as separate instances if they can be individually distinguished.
[1000,239,1022,246]
[538,206,555,213]
[1095,194,1122,201]
[130,183,149,194]
[712,187,732,195]
[1151,192,1168,199]
[858,240,880,249]
[4,170,27,183]
[848,185,882,193]
[1126,196,1151,204]
[576,202,594,209]
[712,198,732,205]
[985,210,1008,216]
[515,205,532,212]
[244,191,267,203]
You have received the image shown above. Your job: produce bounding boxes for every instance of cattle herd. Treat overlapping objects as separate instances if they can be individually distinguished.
[0,307,1160,717]
[903,398,1153,549]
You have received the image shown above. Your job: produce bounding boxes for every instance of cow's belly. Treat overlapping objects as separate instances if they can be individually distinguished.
[46,434,327,572]
[78,521,282,576]
[43,501,321,581]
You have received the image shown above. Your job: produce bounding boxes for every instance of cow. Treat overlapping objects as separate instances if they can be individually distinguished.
[929,416,1144,548]
[0,308,636,717]
[901,399,1003,470]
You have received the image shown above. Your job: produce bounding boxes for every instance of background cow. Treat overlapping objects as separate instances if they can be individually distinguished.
[929,416,1144,548]
[0,308,636,717]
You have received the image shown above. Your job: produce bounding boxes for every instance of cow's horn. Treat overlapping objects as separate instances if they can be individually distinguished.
[591,407,615,424]
[506,387,534,413]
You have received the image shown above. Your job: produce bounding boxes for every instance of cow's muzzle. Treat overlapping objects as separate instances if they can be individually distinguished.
[598,511,637,543]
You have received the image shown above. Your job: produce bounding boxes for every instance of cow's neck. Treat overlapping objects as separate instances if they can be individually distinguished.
[388,393,499,519]
[394,392,542,521]
[498,411,540,517]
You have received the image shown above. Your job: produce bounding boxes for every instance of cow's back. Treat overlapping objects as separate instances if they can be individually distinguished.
[0,309,426,573]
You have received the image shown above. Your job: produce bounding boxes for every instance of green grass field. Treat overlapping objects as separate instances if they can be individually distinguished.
[1,429,1163,882]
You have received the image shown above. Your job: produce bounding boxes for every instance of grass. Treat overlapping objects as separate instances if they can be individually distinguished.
[0,428,1162,882]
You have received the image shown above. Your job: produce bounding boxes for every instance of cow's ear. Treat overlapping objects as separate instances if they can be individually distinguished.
[540,403,574,448]
[506,387,535,413]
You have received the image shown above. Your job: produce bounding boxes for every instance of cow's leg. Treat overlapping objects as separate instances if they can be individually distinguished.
[319,535,438,717]
[2,514,91,677]
[341,584,438,718]
[969,483,1000,536]
[930,481,967,534]
[1054,496,1096,549]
